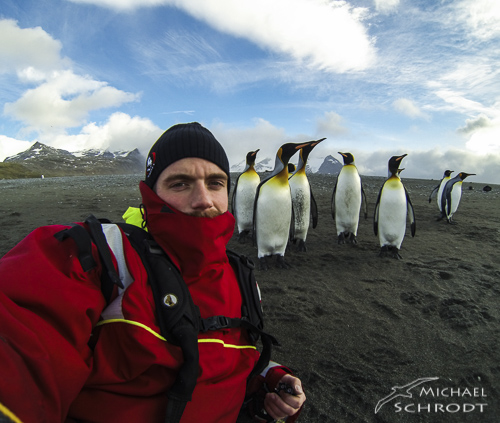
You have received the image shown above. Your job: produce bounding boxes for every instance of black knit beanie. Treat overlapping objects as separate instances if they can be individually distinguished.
[144,122,230,190]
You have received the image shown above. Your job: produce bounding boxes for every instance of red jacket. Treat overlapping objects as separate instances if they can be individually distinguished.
[0,182,292,423]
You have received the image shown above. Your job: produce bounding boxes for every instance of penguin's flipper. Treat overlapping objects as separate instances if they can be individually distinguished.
[361,182,368,219]
[405,186,416,237]
[331,178,338,221]
[373,186,383,236]
[310,184,318,229]
[289,203,295,243]
[252,181,264,247]
[428,184,439,203]
[230,174,241,215]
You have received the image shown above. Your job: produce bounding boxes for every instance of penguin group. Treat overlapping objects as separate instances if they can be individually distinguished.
[436,172,476,224]
[231,141,476,267]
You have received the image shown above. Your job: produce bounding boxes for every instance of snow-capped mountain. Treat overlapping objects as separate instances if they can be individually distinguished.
[4,142,145,177]
[230,154,342,175]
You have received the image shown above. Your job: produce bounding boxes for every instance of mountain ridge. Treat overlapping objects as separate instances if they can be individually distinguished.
[2,142,145,178]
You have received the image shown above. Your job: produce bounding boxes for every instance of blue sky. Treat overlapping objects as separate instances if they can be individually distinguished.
[1,0,499,183]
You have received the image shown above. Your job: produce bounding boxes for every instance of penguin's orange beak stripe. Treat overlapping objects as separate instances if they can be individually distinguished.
[295,143,309,150]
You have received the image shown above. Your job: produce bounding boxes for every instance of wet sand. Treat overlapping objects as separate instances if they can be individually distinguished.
[1,173,499,422]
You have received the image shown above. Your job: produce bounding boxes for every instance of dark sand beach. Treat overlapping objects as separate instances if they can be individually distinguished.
[1,173,499,422]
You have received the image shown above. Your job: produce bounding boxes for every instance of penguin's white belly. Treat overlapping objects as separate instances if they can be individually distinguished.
[378,186,407,248]
[290,177,310,240]
[448,184,462,218]
[234,180,259,232]
[335,171,361,235]
[256,183,291,257]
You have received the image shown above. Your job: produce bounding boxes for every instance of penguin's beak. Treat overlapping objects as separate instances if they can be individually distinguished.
[460,172,476,179]
[397,154,408,162]
[312,137,326,147]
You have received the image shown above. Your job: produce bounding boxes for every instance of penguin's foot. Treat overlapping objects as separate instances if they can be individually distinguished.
[446,219,458,225]
[379,246,402,259]
[338,232,357,245]
[275,255,291,269]
[237,230,250,244]
[258,257,270,271]
[297,239,307,252]
[390,247,402,259]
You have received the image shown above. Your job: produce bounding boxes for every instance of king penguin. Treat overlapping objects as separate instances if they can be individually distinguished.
[254,142,312,270]
[332,152,367,244]
[231,149,260,243]
[289,138,325,252]
[428,169,453,214]
[439,172,475,224]
[374,154,416,259]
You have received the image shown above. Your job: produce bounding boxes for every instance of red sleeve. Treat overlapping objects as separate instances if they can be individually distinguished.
[0,225,106,422]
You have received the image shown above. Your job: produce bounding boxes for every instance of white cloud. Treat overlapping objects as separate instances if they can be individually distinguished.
[453,0,500,40]
[392,98,428,119]
[4,70,140,132]
[374,0,400,14]
[69,0,376,73]
[349,148,499,184]
[434,89,490,115]
[1,18,141,140]
[211,118,289,168]
[0,19,67,74]
[316,111,348,136]
[0,135,34,161]
[46,112,163,155]
[459,114,500,155]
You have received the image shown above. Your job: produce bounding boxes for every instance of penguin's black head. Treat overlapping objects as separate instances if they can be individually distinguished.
[246,149,259,165]
[388,154,407,176]
[298,138,326,163]
[444,169,454,177]
[458,172,476,180]
[288,163,296,173]
[339,152,355,165]
[277,142,303,166]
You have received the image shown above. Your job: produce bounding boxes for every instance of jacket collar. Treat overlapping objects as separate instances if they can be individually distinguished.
[139,181,235,279]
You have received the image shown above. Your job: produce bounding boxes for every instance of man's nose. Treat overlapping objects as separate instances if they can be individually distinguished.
[191,184,213,209]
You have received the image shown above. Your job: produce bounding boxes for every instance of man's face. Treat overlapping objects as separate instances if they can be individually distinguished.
[154,157,229,217]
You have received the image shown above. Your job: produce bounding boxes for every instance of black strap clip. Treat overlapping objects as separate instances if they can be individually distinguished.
[200,315,231,332]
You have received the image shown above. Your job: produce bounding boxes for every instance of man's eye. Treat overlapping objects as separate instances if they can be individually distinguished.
[171,182,188,188]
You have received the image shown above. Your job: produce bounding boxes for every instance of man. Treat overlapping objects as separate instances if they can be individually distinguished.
[0,122,305,422]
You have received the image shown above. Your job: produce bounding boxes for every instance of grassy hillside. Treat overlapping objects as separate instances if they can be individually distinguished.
[0,163,42,179]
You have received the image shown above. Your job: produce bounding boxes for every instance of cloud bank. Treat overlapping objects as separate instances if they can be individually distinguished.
[68,0,376,73]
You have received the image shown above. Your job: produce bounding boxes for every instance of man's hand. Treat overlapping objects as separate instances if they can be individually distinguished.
[264,374,305,421]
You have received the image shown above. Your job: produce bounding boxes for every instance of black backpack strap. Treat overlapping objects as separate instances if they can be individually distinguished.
[54,224,97,272]
[116,223,201,423]
[226,250,280,379]
[54,217,124,305]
